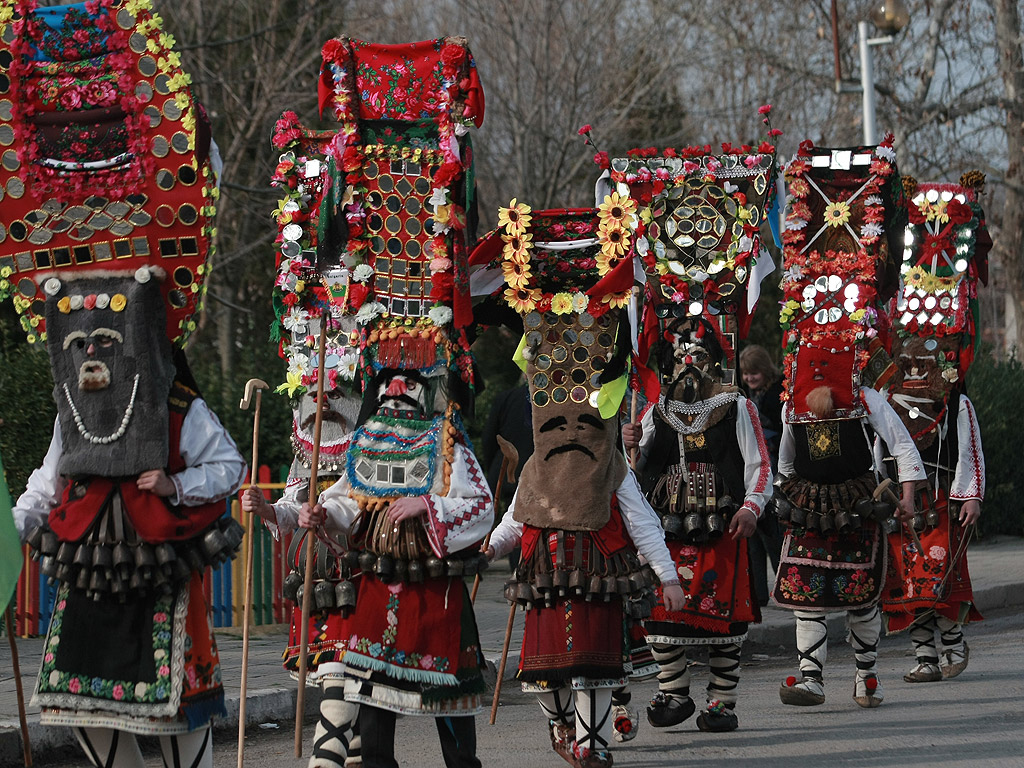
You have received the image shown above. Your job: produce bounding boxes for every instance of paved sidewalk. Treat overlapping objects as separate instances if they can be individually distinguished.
[2,535,1022,764]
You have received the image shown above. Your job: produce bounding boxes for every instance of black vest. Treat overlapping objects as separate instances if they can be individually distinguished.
[642,403,746,500]
[792,418,874,484]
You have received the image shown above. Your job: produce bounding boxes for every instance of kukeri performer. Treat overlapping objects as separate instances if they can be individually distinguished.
[474,203,684,768]
[773,136,925,708]
[3,3,246,765]
[623,316,772,733]
[14,270,246,768]
[880,174,991,683]
[241,369,364,768]
[300,367,492,768]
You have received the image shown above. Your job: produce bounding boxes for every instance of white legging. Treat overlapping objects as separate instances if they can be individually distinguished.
[536,687,613,753]
[310,679,361,768]
[73,725,212,768]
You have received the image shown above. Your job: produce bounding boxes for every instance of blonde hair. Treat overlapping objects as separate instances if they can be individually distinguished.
[739,344,780,383]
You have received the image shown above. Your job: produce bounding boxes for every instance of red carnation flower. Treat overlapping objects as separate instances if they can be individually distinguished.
[577,124,592,136]
[593,151,610,170]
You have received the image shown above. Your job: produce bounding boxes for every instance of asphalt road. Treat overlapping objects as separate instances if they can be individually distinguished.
[37,608,1024,768]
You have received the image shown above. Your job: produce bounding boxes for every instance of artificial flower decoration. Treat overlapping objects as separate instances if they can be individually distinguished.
[498,199,532,236]
[822,200,852,228]
[502,232,534,264]
[502,259,533,289]
[550,292,574,315]
[597,192,637,229]
[505,286,541,314]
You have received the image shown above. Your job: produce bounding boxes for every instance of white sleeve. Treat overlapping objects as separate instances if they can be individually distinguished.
[421,442,494,557]
[635,404,657,470]
[317,464,364,539]
[617,470,678,585]
[172,399,248,505]
[265,476,304,538]
[488,491,524,560]
[11,419,66,541]
[736,397,774,517]
[950,395,985,501]
[778,419,796,479]
[863,387,926,482]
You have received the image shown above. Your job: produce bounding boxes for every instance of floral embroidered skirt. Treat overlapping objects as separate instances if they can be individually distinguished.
[772,523,885,612]
[33,573,225,735]
[518,597,629,689]
[282,605,348,681]
[339,574,485,716]
[882,493,982,632]
[644,537,759,645]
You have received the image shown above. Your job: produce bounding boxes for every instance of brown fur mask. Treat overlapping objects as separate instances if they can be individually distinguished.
[513,310,628,530]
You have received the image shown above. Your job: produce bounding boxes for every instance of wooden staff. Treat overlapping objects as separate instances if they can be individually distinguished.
[874,477,923,553]
[629,283,643,468]
[490,601,517,725]
[5,606,32,767]
[471,436,519,604]
[237,378,268,768]
[295,317,329,757]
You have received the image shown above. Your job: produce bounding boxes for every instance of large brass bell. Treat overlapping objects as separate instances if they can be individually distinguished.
[375,555,395,582]
[568,570,586,596]
[407,560,424,583]
[705,512,725,540]
[358,551,377,572]
[335,580,357,609]
[426,557,445,579]
[662,514,684,537]
[445,558,464,577]
[283,571,302,602]
[552,569,569,595]
[314,580,335,610]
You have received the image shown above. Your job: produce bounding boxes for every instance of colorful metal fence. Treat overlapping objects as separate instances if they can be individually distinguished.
[12,466,294,638]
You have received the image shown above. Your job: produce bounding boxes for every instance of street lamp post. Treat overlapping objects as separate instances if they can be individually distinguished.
[834,1,911,144]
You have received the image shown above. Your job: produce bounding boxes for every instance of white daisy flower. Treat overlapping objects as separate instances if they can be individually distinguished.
[864,195,883,207]
[785,217,807,231]
[338,350,359,380]
[875,145,896,161]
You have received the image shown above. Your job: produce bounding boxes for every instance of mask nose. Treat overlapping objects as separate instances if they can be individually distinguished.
[384,378,407,397]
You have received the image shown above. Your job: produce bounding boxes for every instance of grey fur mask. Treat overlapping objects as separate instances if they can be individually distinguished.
[45,276,174,478]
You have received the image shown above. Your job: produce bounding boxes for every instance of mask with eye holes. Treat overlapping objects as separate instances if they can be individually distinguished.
[658,316,726,404]
[888,333,962,445]
[45,275,175,478]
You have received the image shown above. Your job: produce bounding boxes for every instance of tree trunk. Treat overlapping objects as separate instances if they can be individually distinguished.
[993,0,1024,353]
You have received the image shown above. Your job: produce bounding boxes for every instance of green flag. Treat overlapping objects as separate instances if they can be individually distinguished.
[0,450,23,614]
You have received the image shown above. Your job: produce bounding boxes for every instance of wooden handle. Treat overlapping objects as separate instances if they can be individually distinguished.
[5,607,32,767]
[295,318,329,757]
[490,602,517,725]
[237,388,263,768]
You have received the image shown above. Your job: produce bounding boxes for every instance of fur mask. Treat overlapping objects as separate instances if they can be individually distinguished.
[513,310,628,531]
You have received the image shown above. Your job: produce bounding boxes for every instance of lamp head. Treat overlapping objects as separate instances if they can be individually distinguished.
[870,0,910,35]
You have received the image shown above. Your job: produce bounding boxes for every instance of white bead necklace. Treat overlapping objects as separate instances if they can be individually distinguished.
[62,374,140,445]
[657,391,739,435]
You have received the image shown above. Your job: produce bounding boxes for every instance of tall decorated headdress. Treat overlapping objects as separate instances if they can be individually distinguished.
[270,37,485,479]
[312,37,485,406]
[0,0,218,347]
[885,172,991,442]
[0,0,218,476]
[599,107,781,382]
[470,203,635,531]
[779,135,906,423]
